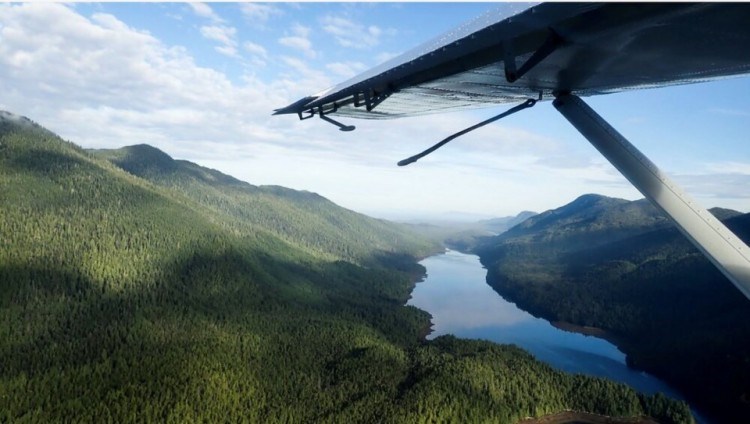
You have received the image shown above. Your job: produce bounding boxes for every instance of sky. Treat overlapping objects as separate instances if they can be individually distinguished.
[1,2,749,221]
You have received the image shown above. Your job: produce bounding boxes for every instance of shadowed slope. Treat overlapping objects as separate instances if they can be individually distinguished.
[477,194,750,422]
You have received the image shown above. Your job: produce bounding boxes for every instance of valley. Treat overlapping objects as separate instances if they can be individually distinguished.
[0,112,692,423]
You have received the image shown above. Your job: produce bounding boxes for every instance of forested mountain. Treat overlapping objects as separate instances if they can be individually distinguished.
[493,194,674,252]
[90,144,428,266]
[1,112,691,423]
[476,194,750,422]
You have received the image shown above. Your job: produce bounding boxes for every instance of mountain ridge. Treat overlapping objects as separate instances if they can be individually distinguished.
[498,195,670,248]
[478,210,538,233]
[91,143,431,266]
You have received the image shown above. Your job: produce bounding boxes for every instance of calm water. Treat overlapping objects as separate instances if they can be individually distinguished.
[408,250,707,422]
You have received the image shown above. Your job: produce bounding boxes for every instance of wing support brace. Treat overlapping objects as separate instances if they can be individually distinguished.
[354,89,393,112]
[554,93,750,301]
[398,98,537,166]
[504,29,563,83]
[298,104,355,132]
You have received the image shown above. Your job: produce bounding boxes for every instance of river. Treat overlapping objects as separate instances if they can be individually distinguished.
[408,250,707,422]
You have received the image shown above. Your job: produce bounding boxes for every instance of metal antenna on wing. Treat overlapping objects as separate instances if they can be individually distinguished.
[397,99,537,166]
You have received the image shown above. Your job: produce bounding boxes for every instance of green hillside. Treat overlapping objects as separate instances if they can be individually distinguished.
[1,114,691,423]
[91,144,430,266]
[476,194,750,422]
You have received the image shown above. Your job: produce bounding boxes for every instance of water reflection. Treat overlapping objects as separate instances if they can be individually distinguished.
[412,260,533,332]
[409,250,695,406]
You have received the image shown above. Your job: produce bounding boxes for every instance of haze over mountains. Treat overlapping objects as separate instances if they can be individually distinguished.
[479,211,539,234]
[405,210,538,252]
[0,111,692,423]
[475,193,750,422]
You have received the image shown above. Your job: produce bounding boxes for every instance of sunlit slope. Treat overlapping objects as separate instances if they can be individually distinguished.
[0,114,692,423]
[477,193,750,422]
[92,143,433,265]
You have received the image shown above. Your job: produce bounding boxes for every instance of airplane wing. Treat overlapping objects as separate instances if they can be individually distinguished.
[275,3,750,121]
[274,3,750,302]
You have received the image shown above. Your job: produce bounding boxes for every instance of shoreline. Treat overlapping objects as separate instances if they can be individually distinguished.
[518,411,660,424]
[551,321,628,348]
[406,251,695,423]
[485,278,711,424]
[405,254,437,343]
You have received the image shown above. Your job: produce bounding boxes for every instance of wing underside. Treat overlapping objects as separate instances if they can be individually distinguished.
[276,3,750,120]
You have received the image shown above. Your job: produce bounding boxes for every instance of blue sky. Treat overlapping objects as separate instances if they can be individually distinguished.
[1,2,749,221]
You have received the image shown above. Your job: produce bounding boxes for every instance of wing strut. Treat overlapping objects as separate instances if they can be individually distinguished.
[554,93,750,301]
[320,113,355,132]
[317,105,356,132]
[398,98,537,166]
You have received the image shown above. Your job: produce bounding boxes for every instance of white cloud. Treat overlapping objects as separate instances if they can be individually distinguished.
[374,51,399,65]
[277,56,331,91]
[278,23,316,58]
[669,172,750,212]
[320,15,391,49]
[708,107,750,118]
[663,161,750,210]
[705,161,750,175]
[201,25,235,46]
[244,41,267,58]
[91,13,131,31]
[243,41,268,66]
[278,36,316,59]
[0,3,296,153]
[216,45,238,58]
[240,3,282,26]
[325,61,367,79]
[189,3,223,23]
[291,23,310,38]
[199,24,238,57]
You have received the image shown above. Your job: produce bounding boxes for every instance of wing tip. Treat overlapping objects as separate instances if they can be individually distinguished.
[272,96,318,116]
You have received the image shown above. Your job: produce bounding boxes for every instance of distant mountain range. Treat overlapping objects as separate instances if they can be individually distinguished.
[478,210,538,234]
[0,111,691,422]
[476,193,750,422]
[406,210,538,250]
